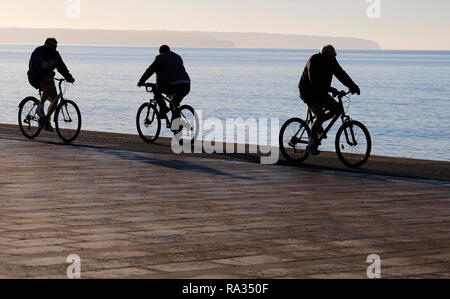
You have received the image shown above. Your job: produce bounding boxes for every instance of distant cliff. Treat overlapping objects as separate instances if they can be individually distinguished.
[0,28,381,50]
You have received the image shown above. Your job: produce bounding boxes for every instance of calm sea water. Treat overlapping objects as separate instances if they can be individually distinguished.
[0,44,449,161]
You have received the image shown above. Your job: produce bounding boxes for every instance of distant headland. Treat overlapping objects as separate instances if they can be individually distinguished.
[0,27,381,50]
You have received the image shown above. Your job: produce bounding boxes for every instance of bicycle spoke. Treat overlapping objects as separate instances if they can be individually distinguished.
[336,121,371,168]
[137,103,161,143]
[18,98,42,139]
[56,101,81,143]
[280,118,310,163]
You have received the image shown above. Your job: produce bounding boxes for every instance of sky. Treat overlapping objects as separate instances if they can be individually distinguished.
[0,0,449,50]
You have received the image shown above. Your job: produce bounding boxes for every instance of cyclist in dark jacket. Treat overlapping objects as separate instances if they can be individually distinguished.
[138,45,191,119]
[28,38,75,131]
[299,45,360,154]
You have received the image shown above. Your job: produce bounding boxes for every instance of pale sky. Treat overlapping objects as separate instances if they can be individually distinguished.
[0,0,449,50]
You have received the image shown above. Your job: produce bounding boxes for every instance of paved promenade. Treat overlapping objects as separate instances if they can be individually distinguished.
[0,124,448,278]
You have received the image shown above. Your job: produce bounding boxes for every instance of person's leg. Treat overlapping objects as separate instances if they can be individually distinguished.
[39,80,57,131]
[40,80,57,114]
[28,77,46,119]
[309,103,325,142]
[305,102,325,154]
[323,95,341,121]
[40,81,54,104]
[155,85,171,118]
[171,84,190,120]
[172,84,190,107]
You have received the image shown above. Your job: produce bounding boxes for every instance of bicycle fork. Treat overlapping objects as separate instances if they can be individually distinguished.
[343,118,357,147]
[60,102,73,123]
[145,100,157,126]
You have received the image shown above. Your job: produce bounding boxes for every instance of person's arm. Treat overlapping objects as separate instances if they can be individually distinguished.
[332,60,360,95]
[138,56,160,86]
[56,53,75,82]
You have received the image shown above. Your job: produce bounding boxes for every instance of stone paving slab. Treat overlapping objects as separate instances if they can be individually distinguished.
[0,129,448,278]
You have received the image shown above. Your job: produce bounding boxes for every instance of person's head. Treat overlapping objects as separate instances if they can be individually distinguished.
[44,38,58,53]
[320,45,337,61]
[159,45,170,54]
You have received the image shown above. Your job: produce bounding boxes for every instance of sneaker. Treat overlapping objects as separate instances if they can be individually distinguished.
[36,104,45,119]
[305,144,320,155]
[44,120,54,132]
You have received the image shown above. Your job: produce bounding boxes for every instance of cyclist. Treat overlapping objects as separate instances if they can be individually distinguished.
[27,38,75,132]
[137,45,191,119]
[298,45,360,155]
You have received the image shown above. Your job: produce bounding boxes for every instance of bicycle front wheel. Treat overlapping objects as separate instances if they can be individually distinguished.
[136,103,161,143]
[55,100,82,143]
[173,105,199,145]
[335,120,372,168]
[18,96,42,140]
[279,118,311,163]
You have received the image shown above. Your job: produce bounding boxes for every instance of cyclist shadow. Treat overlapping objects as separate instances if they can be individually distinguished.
[81,146,253,181]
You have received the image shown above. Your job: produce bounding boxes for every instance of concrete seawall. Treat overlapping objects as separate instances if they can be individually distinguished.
[0,124,448,182]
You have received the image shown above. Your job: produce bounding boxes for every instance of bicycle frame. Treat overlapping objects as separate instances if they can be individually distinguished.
[144,84,177,127]
[292,92,356,147]
[305,93,356,146]
[50,79,68,122]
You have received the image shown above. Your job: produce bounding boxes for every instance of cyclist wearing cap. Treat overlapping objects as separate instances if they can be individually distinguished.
[27,38,75,132]
[137,45,191,119]
[299,45,361,154]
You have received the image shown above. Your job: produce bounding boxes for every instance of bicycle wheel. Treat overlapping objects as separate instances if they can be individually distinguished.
[55,100,82,143]
[173,105,199,145]
[335,120,372,168]
[136,103,161,143]
[18,97,42,140]
[279,118,311,163]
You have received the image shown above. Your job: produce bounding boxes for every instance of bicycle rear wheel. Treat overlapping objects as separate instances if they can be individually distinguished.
[136,103,161,143]
[279,118,311,163]
[18,96,42,140]
[335,120,371,168]
[55,100,82,143]
[173,105,199,145]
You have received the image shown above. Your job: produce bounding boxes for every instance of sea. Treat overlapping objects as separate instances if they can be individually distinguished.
[0,44,449,161]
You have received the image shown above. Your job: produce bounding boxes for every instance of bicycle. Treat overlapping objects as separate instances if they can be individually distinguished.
[136,83,199,145]
[279,91,372,168]
[18,78,82,143]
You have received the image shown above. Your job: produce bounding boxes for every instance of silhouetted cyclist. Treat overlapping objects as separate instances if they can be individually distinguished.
[138,45,191,119]
[299,45,360,155]
[27,38,75,132]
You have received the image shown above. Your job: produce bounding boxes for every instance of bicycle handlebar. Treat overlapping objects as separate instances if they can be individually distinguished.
[138,82,157,93]
[54,78,75,85]
[335,90,352,100]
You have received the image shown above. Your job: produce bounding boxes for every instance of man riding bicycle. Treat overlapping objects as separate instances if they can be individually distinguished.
[299,45,360,155]
[27,38,75,132]
[137,45,191,120]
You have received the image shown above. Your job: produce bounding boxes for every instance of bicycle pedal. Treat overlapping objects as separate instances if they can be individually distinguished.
[310,150,321,156]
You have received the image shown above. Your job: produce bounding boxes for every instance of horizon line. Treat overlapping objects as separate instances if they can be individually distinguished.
[1,42,450,52]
